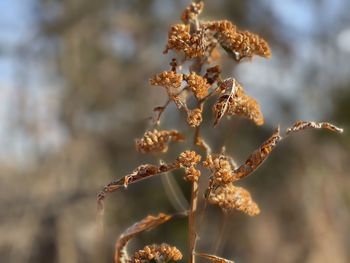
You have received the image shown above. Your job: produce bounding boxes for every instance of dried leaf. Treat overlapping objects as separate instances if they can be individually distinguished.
[286,121,343,135]
[233,127,282,180]
[213,80,264,126]
[213,78,236,126]
[204,65,221,85]
[195,252,235,263]
[97,162,180,215]
[115,213,173,263]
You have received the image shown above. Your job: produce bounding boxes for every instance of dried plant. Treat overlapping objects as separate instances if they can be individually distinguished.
[97,1,343,262]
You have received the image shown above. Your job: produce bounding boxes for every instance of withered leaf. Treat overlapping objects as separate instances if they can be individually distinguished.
[213,78,236,126]
[213,79,264,126]
[286,121,343,135]
[115,213,173,263]
[195,252,235,263]
[97,162,180,215]
[233,127,282,180]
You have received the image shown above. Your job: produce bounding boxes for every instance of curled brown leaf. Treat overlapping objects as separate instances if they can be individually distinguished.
[115,213,174,263]
[195,252,235,263]
[286,121,343,135]
[233,127,282,180]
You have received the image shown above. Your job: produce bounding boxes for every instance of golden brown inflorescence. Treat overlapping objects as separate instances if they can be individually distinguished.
[203,154,235,185]
[130,244,183,263]
[208,183,260,216]
[149,71,183,90]
[98,2,343,263]
[213,79,264,126]
[187,108,203,127]
[184,72,211,100]
[181,1,204,24]
[165,11,271,62]
[135,129,184,154]
[178,150,202,182]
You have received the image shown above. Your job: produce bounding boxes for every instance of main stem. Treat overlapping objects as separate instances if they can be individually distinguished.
[188,180,198,263]
[188,53,205,263]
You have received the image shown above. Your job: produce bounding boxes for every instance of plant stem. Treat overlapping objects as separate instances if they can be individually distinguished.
[188,180,199,263]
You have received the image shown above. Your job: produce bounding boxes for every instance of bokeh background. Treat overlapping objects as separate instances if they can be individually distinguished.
[1,0,350,262]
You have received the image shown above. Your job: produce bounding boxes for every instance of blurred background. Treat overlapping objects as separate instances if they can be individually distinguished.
[0,0,349,262]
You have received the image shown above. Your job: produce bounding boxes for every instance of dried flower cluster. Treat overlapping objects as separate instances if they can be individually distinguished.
[208,184,260,216]
[203,154,235,184]
[184,72,211,100]
[97,2,343,263]
[150,71,183,91]
[186,108,203,128]
[130,244,183,263]
[178,150,202,182]
[135,129,184,154]
[165,14,271,62]
[181,2,204,24]
[213,79,264,126]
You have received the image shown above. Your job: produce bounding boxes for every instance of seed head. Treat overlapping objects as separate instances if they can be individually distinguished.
[149,71,183,90]
[178,150,201,168]
[187,108,203,127]
[181,1,204,24]
[230,31,271,60]
[203,154,235,184]
[208,183,260,216]
[184,166,201,182]
[130,243,182,263]
[135,129,184,154]
[185,72,210,100]
[164,24,191,54]
[213,82,264,126]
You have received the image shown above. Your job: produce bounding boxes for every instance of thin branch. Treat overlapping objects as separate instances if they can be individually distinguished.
[153,88,189,126]
[188,181,199,263]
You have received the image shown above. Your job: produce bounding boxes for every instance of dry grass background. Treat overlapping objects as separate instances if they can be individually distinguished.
[0,0,350,262]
